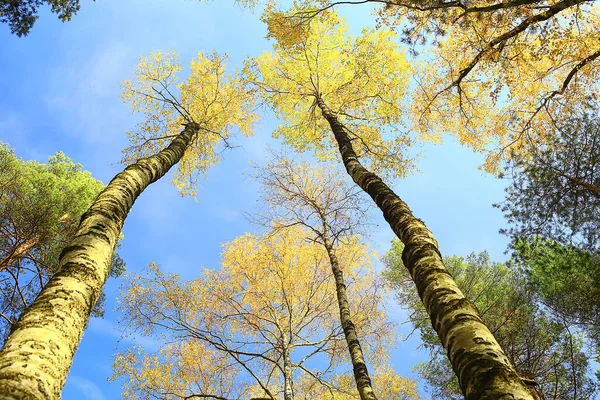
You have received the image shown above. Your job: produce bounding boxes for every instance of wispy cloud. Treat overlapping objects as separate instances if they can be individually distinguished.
[43,41,134,145]
[38,40,137,183]
[66,376,106,400]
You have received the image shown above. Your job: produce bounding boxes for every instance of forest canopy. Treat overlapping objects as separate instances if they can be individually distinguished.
[0,0,599,399]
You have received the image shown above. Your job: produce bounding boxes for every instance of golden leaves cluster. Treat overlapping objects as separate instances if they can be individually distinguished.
[220,227,390,353]
[378,1,600,173]
[121,50,256,196]
[112,341,238,400]
[112,226,399,398]
[248,10,416,179]
[298,369,421,399]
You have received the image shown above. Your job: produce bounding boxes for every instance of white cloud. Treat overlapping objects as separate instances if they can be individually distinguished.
[66,376,106,400]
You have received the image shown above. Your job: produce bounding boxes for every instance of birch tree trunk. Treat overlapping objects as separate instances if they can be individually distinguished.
[322,231,378,400]
[281,332,294,400]
[315,96,540,400]
[0,122,199,400]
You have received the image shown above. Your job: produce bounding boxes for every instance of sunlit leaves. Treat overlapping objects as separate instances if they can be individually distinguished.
[375,0,600,173]
[248,10,415,178]
[112,341,239,400]
[122,50,256,197]
[219,228,389,353]
[113,226,398,398]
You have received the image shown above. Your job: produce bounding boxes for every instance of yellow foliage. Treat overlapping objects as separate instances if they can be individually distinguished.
[377,1,600,173]
[263,8,309,49]
[248,10,415,178]
[294,366,421,399]
[219,228,392,356]
[112,342,238,400]
[112,227,410,398]
[122,50,257,197]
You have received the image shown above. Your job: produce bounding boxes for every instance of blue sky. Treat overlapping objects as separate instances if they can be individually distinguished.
[0,1,511,398]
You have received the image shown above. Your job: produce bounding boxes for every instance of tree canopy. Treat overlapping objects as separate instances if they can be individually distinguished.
[496,107,600,252]
[3,0,600,398]
[247,9,414,178]
[276,0,600,172]
[0,0,82,36]
[122,50,257,197]
[112,227,418,399]
[511,238,600,349]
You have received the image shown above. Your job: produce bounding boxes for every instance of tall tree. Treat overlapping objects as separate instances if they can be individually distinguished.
[253,154,379,400]
[248,10,538,399]
[0,51,256,399]
[282,0,600,173]
[383,241,597,399]
[111,227,418,400]
[0,144,124,342]
[496,108,600,252]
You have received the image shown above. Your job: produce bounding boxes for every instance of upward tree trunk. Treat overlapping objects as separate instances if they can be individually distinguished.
[0,123,199,400]
[281,332,294,400]
[315,97,540,400]
[322,231,377,400]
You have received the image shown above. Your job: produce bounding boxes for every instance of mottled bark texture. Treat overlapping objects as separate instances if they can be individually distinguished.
[282,332,294,400]
[323,232,377,400]
[0,123,199,400]
[315,97,539,400]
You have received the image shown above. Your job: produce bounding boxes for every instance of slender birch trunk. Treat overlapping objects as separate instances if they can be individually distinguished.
[315,96,540,400]
[0,122,199,400]
[281,332,294,400]
[322,229,377,400]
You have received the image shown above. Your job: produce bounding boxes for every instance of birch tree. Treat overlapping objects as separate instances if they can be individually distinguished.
[247,10,539,399]
[0,51,255,399]
[253,154,382,400]
[111,227,417,400]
